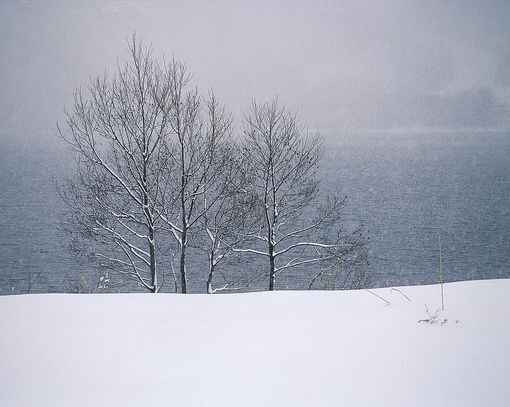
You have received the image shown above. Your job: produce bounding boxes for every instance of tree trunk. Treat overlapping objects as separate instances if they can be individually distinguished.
[268,243,276,291]
[206,253,215,294]
[148,225,157,293]
[180,232,188,293]
[142,152,158,293]
[179,138,188,294]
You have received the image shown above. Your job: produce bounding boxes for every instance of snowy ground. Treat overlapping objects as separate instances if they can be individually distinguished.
[1,279,509,407]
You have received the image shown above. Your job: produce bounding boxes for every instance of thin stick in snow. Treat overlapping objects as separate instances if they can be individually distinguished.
[366,289,390,306]
[391,287,412,302]
[439,235,444,311]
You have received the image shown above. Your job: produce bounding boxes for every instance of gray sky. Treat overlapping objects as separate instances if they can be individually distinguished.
[1,0,510,145]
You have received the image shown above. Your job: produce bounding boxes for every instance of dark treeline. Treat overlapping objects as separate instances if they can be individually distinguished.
[58,36,368,293]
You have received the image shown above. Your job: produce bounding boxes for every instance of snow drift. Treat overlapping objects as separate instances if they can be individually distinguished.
[1,279,509,406]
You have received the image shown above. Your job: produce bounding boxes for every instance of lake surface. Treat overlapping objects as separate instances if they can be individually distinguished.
[1,132,509,294]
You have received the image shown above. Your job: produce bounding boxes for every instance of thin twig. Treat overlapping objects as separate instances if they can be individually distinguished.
[391,287,411,302]
[366,289,390,306]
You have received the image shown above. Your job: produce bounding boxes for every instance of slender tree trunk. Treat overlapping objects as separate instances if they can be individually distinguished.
[268,242,276,291]
[179,139,188,294]
[206,254,215,294]
[143,156,158,293]
[180,231,188,293]
[148,225,157,293]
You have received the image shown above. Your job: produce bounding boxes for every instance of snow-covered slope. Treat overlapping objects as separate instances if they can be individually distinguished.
[1,279,509,406]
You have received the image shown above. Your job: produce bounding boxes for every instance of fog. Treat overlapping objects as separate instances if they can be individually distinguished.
[1,0,509,146]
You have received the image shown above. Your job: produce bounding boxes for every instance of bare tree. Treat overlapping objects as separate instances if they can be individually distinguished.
[194,140,257,294]
[58,36,366,294]
[238,99,366,290]
[58,36,176,293]
[158,88,234,293]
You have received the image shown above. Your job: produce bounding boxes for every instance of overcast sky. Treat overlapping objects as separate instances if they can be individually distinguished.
[1,0,510,144]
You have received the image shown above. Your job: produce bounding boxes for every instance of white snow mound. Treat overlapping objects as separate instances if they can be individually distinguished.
[1,279,509,406]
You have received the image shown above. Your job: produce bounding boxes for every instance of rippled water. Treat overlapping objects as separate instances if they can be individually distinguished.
[1,132,509,294]
[325,132,510,287]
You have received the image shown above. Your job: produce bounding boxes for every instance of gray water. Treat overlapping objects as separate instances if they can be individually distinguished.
[0,132,509,294]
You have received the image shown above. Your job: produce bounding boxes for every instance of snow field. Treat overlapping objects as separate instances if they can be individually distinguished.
[1,279,509,406]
